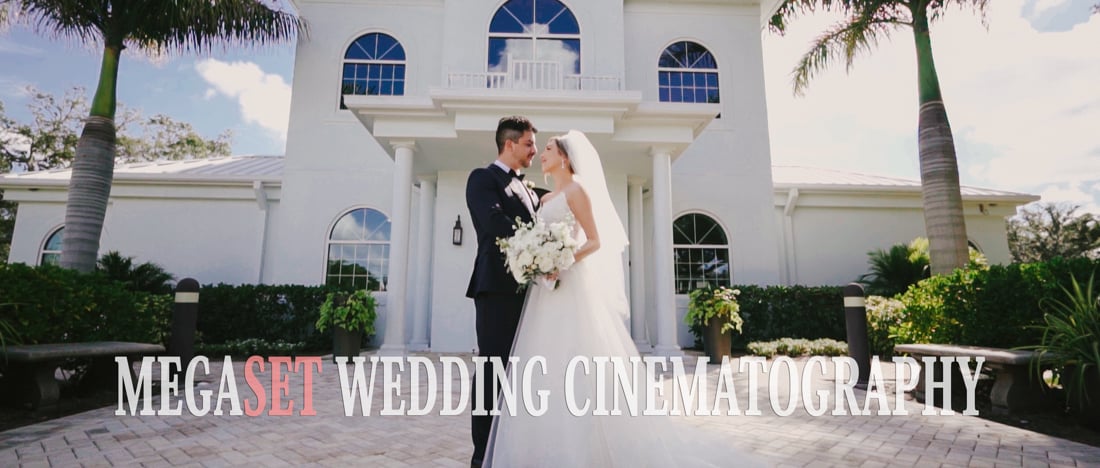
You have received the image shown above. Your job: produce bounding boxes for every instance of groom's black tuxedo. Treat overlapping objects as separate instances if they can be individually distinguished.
[465,164,539,297]
[465,162,540,466]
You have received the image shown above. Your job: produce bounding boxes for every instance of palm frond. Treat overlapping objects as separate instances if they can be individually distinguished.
[5,0,305,53]
[791,13,903,95]
[929,0,990,28]
[6,0,106,44]
[129,0,306,55]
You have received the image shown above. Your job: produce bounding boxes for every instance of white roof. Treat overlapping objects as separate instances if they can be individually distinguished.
[0,156,283,184]
[772,165,1037,201]
[0,157,1039,202]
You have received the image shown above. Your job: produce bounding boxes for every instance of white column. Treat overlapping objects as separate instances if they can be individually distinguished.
[651,149,682,356]
[380,141,416,355]
[627,177,650,350]
[410,176,436,351]
[252,180,270,284]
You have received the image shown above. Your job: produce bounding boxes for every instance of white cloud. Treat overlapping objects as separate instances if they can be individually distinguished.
[0,76,33,98]
[1032,0,1073,16]
[195,59,291,141]
[0,38,43,56]
[763,0,1100,212]
[1038,182,1100,214]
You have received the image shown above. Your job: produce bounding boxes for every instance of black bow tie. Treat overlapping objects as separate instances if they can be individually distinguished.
[509,170,525,181]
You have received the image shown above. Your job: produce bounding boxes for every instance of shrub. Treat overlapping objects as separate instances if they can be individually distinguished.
[1025,274,1100,411]
[729,285,845,349]
[894,257,1100,349]
[316,289,378,335]
[684,286,743,334]
[747,338,848,358]
[0,263,171,345]
[96,251,175,294]
[196,283,353,351]
[865,295,906,358]
[196,338,306,358]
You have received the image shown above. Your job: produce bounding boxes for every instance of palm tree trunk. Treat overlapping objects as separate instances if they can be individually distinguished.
[60,44,121,272]
[912,10,968,275]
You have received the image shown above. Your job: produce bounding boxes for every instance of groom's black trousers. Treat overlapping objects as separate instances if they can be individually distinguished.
[471,292,525,464]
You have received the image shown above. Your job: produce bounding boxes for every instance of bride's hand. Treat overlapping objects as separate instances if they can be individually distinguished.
[545,271,559,282]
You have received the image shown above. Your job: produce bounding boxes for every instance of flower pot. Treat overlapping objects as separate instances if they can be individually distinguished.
[332,326,362,363]
[703,317,732,363]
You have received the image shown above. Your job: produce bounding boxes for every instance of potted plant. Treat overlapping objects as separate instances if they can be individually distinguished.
[316,290,377,361]
[1029,274,1100,428]
[685,286,744,363]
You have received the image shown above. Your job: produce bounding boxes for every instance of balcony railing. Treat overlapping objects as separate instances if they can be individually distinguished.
[447,59,622,92]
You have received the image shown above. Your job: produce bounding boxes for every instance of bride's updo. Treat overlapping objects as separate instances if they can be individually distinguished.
[549,136,575,174]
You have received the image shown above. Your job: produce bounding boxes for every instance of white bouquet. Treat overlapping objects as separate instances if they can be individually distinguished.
[496,214,580,290]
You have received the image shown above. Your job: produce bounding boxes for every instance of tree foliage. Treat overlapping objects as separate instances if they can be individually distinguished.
[0,87,232,263]
[0,87,231,172]
[1008,202,1100,263]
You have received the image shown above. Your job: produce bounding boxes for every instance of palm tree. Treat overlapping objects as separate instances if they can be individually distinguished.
[769,0,984,275]
[3,0,304,272]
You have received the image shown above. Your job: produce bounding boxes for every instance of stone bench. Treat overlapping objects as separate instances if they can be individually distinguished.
[894,343,1049,415]
[0,341,164,409]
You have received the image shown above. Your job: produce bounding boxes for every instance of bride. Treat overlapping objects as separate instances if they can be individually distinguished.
[483,130,764,467]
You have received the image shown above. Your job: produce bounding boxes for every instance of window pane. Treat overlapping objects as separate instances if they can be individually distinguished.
[490,7,526,34]
[364,209,391,241]
[393,81,405,96]
[543,3,579,34]
[346,36,374,60]
[331,209,365,240]
[45,228,63,250]
[673,216,694,244]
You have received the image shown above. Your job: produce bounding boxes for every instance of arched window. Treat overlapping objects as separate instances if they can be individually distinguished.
[658,41,719,103]
[40,227,63,266]
[673,213,730,294]
[326,208,391,291]
[488,0,580,74]
[341,33,406,107]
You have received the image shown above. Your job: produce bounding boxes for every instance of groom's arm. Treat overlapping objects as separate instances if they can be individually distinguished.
[466,169,518,239]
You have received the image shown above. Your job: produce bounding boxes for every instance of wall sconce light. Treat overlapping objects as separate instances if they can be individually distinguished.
[452,215,464,246]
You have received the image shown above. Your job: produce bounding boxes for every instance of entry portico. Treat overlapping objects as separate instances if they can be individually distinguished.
[345,81,720,355]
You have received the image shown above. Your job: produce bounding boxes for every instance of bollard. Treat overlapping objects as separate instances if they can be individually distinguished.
[168,278,200,377]
[843,283,871,388]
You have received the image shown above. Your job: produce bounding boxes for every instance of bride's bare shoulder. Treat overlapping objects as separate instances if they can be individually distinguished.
[563,182,589,204]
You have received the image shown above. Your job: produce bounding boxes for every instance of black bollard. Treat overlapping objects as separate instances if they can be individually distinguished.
[843,283,871,388]
[168,278,200,377]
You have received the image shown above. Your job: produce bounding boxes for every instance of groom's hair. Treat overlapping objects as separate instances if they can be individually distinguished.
[496,116,537,154]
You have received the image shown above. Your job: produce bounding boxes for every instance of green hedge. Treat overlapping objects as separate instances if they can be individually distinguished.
[700,285,845,350]
[0,263,172,345]
[195,283,354,351]
[894,257,1100,349]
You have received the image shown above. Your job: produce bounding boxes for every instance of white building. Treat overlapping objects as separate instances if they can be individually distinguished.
[0,0,1037,353]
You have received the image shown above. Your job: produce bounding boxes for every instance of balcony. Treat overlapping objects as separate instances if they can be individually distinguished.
[446,59,621,92]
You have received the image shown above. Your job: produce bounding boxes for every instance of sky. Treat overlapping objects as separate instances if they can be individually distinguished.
[0,0,1097,214]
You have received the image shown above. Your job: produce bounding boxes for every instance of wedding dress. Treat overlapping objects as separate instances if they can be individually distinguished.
[482,193,765,467]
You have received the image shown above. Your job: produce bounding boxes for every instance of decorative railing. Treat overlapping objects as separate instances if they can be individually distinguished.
[447,59,622,92]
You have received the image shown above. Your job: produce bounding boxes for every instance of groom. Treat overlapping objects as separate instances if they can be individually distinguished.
[465,115,539,467]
